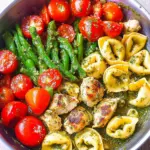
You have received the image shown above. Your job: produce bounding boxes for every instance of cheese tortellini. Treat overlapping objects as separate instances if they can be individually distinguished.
[106,116,139,139]
[74,128,104,150]
[129,50,150,75]
[103,64,129,92]
[42,131,72,150]
[81,52,107,79]
[129,78,150,107]
[122,32,147,60]
[64,106,92,134]
[93,98,118,128]
[58,82,80,98]
[127,109,139,118]
[98,36,126,65]
[80,77,104,107]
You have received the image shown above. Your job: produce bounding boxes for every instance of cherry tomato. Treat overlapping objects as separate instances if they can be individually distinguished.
[58,24,75,43]
[11,74,33,100]
[103,21,123,38]
[0,87,14,109]
[1,101,28,128]
[0,74,11,88]
[15,116,46,147]
[38,69,62,89]
[48,0,71,22]
[0,50,18,74]
[71,0,91,17]
[79,16,104,42]
[25,87,50,116]
[103,2,123,22]
[40,5,50,25]
[21,15,44,38]
[92,1,103,19]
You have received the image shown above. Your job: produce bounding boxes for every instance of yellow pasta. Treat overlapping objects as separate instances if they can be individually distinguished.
[122,32,147,60]
[81,52,107,79]
[98,36,126,65]
[106,116,138,139]
[103,64,129,92]
[129,78,150,108]
[74,128,104,150]
[129,50,150,75]
[42,131,72,150]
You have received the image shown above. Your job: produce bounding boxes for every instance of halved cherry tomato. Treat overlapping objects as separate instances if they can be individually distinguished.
[79,16,104,42]
[38,69,62,89]
[102,2,124,22]
[21,15,44,38]
[103,21,123,38]
[15,116,46,147]
[92,1,103,19]
[25,87,50,116]
[0,50,18,74]
[1,101,28,128]
[0,74,11,88]
[48,0,71,22]
[40,5,50,25]
[71,0,91,17]
[0,87,14,109]
[11,74,33,100]
[58,24,75,43]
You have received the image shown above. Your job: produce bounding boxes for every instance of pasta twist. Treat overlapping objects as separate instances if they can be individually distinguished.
[98,36,126,65]
[103,64,129,92]
[129,50,150,75]
[122,32,147,60]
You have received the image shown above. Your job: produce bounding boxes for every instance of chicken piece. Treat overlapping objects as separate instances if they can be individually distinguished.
[93,98,118,128]
[124,20,141,32]
[64,106,92,134]
[40,110,62,131]
[58,82,79,98]
[80,77,104,107]
[42,131,72,150]
[49,93,79,115]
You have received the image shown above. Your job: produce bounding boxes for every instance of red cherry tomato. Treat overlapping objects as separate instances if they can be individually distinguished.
[0,87,14,109]
[103,21,123,38]
[40,5,50,25]
[21,15,44,38]
[71,0,91,17]
[25,87,50,116]
[15,116,46,147]
[0,74,11,88]
[38,69,62,89]
[102,2,124,22]
[79,16,104,42]
[0,50,18,74]
[48,0,71,22]
[1,101,28,128]
[58,24,75,43]
[11,74,33,100]
[92,2,103,19]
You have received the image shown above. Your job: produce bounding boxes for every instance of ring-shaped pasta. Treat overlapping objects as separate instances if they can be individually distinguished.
[42,131,72,150]
[98,36,126,65]
[129,78,150,108]
[127,109,139,118]
[129,50,150,75]
[81,52,107,79]
[93,98,118,128]
[122,32,147,60]
[106,116,139,139]
[74,128,104,150]
[103,64,129,92]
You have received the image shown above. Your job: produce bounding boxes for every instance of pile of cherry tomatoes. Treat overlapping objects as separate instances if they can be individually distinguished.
[0,0,124,148]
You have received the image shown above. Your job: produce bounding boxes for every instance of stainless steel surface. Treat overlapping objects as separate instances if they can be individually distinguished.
[0,0,150,150]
